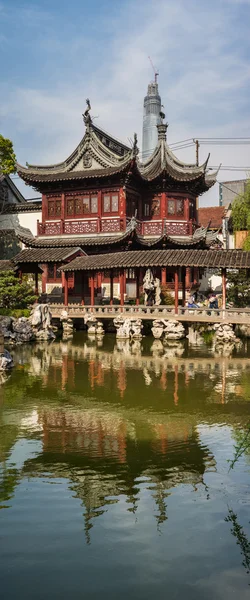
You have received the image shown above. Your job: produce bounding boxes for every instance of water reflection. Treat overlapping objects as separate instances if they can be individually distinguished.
[0,335,250,591]
[10,337,250,406]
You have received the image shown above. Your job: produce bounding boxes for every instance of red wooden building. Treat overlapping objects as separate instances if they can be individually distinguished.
[15,105,219,303]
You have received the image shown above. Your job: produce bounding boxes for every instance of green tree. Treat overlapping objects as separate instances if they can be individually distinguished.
[231,178,250,235]
[0,271,36,310]
[0,135,16,175]
[227,269,250,307]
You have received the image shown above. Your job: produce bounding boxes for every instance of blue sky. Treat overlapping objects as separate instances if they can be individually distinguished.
[1,0,250,204]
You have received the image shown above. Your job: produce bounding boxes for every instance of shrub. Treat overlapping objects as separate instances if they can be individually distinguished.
[0,270,36,310]
[161,285,174,305]
[0,308,31,318]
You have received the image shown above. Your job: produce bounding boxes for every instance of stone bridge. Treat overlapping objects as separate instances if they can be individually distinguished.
[49,304,250,326]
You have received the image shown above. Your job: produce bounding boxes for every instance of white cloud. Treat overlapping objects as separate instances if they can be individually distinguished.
[1,0,250,204]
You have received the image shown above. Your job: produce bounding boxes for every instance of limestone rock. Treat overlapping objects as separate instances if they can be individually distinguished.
[84,313,105,337]
[0,349,13,371]
[151,319,185,340]
[113,316,143,340]
[29,304,55,341]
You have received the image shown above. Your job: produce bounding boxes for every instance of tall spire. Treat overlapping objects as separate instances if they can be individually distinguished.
[142,78,162,162]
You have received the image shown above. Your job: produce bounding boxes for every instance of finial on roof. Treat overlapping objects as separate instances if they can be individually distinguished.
[82,98,92,130]
[133,132,139,156]
[157,122,168,141]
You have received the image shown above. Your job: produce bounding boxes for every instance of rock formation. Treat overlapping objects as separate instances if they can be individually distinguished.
[0,316,33,344]
[30,304,55,341]
[84,313,105,337]
[0,348,13,371]
[212,323,242,355]
[151,319,185,340]
[113,315,143,339]
[60,309,74,340]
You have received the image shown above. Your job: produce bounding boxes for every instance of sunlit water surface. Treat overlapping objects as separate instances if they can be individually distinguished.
[1,334,250,599]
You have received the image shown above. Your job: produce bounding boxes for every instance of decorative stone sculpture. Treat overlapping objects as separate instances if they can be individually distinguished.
[84,313,104,337]
[151,319,185,340]
[212,323,242,355]
[0,348,13,371]
[30,304,55,341]
[154,277,161,306]
[113,316,143,340]
[142,269,162,306]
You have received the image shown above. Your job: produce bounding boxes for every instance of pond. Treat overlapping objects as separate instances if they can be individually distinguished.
[0,333,250,599]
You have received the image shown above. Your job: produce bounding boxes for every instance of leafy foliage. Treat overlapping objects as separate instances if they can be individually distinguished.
[231,179,250,232]
[225,508,250,575]
[231,197,248,231]
[161,285,174,305]
[0,270,36,310]
[0,135,16,175]
[0,308,30,318]
[227,269,250,307]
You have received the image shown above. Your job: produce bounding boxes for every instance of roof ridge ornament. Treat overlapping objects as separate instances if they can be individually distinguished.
[82,98,92,131]
[132,132,139,157]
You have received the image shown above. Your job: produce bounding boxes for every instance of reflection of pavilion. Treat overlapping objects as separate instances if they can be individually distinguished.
[20,402,215,541]
[16,339,250,406]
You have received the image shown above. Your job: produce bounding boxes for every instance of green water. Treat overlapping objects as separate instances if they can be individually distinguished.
[1,334,250,599]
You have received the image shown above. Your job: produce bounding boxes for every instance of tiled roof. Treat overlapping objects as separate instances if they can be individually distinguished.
[16,219,220,250]
[61,249,250,271]
[16,164,130,184]
[198,206,226,229]
[13,247,84,264]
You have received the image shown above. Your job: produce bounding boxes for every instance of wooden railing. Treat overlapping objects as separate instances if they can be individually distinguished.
[37,218,125,236]
[37,218,195,237]
[49,303,250,324]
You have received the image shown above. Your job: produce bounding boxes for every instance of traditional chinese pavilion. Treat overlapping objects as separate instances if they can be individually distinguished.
[15,99,219,303]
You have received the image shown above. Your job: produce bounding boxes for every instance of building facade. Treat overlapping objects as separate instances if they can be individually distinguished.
[219,179,247,206]
[15,102,219,303]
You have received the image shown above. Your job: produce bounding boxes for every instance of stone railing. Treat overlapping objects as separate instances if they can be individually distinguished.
[48,303,250,325]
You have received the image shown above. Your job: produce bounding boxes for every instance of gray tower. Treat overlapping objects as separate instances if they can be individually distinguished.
[142,78,162,161]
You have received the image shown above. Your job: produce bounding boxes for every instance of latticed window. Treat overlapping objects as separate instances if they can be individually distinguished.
[66,194,99,216]
[167,200,175,215]
[176,199,184,215]
[67,199,74,216]
[103,193,119,213]
[48,264,62,282]
[126,268,136,279]
[152,197,160,216]
[167,197,184,217]
[48,198,61,218]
